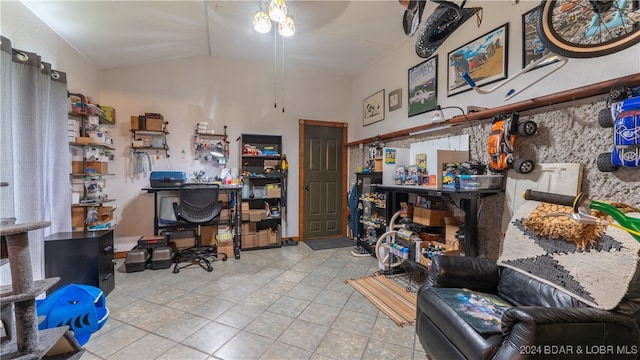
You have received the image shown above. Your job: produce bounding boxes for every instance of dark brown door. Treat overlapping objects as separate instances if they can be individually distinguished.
[299,120,347,240]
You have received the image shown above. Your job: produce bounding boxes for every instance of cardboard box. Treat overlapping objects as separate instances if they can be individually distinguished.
[421,149,468,189]
[257,230,269,246]
[200,225,217,246]
[413,208,453,227]
[219,208,230,221]
[72,207,84,228]
[130,115,140,130]
[444,217,463,248]
[269,228,279,245]
[241,202,250,221]
[72,161,108,174]
[171,237,195,249]
[166,229,196,249]
[75,136,93,144]
[249,210,263,222]
[418,240,460,267]
[242,222,257,235]
[145,118,164,131]
[217,243,234,258]
[219,192,230,203]
[374,158,383,172]
[97,206,115,223]
[265,183,281,198]
[241,234,258,249]
[400,202,414,217]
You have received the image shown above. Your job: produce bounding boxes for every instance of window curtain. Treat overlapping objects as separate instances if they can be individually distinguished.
[0,36,71,283]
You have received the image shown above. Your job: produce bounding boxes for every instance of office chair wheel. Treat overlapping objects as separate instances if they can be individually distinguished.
[173,267,179,274]
[206,265,213,272]
[221,254,228,261]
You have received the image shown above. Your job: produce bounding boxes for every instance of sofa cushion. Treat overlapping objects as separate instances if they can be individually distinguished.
[431,287,512,334]
[418,287,504,359]
[498,268,585,308]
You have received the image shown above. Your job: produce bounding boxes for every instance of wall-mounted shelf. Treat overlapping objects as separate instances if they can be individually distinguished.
[73,199,116,207]
[130,127,170,157]
[193,125,229,165]
[68,91,116,232]
[345,73,640,148]
[69,142,115,150]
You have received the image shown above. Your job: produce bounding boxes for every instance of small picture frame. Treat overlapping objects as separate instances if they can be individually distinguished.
[363,89,385,126]
[408,55,438,117]
[447,23,509,96]
[522,7,557,70]
[389,89,402,112]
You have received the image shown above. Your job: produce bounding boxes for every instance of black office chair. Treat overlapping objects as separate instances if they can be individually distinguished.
[171,183,227,273]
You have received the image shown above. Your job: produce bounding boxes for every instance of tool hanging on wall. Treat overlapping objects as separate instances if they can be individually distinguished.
[280,153,288,224]
[131,151,152,175]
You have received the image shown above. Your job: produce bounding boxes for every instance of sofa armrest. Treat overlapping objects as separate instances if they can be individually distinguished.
[424,255,500,293]
[492,306,640,359]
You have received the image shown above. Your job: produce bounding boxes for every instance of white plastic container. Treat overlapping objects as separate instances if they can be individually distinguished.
[458,174,504,190]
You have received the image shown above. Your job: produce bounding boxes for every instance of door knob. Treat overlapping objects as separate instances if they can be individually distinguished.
[304,186,310,191]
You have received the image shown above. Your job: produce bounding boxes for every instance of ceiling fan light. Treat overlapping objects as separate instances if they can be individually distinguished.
[253,10,272,33]
[278,15,295,37]
[268,0,287,22]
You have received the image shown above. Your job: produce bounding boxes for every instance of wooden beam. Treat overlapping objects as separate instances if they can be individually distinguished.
[345,73,640,147]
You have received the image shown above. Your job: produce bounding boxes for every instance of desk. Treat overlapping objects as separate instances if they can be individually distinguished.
[374,185,501,257]
[142,184,242,259]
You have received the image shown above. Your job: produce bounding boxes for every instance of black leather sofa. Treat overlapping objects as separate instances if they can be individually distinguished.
[416,255,640,360]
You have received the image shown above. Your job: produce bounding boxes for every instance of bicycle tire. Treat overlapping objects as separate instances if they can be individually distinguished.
[375,230,404,269]
[537,0,640,58]
[415,5,478,58]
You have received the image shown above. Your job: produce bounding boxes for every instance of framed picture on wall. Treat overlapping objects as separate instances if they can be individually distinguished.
[363,89,385,126]
[408,55,438,117]
[389,88,402,111]
[522,7,557,70]
[447,23,509,96]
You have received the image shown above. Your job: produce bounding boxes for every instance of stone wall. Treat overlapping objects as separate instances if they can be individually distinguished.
[348,97,639,259]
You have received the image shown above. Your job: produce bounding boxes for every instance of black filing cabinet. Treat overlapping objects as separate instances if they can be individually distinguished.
[44,230,115,296]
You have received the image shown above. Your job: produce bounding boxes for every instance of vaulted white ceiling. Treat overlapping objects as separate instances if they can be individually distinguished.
[21,0,414,77]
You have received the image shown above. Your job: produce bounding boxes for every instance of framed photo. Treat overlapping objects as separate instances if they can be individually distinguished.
[447,23,509,96]
[408,55,438,117]
[389,88,402,111]
[522,7,557,70]
[363,89,385,126]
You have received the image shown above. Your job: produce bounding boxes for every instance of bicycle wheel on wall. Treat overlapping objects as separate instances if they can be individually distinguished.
[537,0,640,58]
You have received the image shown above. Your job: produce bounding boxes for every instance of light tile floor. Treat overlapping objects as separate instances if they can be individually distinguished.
[80,243,428,360]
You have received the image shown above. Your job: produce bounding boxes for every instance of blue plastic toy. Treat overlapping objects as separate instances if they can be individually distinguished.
[36,284,109,345]
[597,86,640,172]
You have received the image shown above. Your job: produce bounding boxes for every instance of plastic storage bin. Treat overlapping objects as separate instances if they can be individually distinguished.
[125,248,150,272]
[458,174,503,190]
[150,246,175,270]
[149,171,187,188]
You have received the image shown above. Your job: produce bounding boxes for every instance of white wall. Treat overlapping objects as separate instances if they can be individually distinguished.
[1,1,100,98]
[99,56,352,250]
[349,1,640,142]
